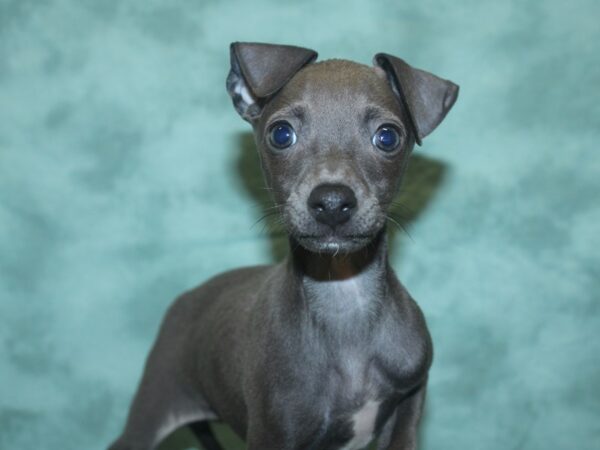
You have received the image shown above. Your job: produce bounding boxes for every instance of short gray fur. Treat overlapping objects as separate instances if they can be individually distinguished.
[108,41,458,450]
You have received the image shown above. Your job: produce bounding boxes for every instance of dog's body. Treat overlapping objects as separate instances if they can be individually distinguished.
[110,43,458,450]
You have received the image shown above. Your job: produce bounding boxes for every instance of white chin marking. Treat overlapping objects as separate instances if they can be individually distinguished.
[323,241,340,252]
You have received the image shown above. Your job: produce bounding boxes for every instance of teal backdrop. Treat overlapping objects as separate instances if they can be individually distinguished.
[1,0,599,449]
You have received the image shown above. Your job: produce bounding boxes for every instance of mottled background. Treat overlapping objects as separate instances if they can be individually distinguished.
[1,0,599,449]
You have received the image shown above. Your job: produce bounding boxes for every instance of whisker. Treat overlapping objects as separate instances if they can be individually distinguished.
[250,210,280,229]
[255,210,287,237]
[386,214,414,242]
[387,200,414,216]
[256,185,286,196]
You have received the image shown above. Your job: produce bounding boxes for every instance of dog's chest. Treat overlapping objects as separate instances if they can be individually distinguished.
[298,274,414,448]
[312,351,391,450]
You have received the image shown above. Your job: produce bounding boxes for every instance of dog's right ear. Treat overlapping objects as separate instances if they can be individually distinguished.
[226,42,318,122]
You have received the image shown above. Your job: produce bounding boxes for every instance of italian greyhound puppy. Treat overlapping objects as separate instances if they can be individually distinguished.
[109,42,458,450]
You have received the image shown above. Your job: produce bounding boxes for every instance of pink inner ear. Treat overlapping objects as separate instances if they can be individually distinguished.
[373,66,388,80]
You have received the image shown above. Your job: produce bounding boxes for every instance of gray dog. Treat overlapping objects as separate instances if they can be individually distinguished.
[109,42,458,450]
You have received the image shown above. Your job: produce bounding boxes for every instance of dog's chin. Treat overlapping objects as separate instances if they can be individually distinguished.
[295,234,375,254]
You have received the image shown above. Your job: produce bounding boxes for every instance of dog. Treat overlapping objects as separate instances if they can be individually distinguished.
[109,42,458,450]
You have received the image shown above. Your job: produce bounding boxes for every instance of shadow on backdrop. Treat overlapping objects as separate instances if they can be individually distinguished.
[158,131,447,450]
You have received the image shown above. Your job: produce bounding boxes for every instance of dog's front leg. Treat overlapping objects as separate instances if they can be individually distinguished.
[378,383,427,450]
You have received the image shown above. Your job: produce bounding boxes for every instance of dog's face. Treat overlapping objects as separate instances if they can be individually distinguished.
[254,61,413,253]
[227,43,458,254]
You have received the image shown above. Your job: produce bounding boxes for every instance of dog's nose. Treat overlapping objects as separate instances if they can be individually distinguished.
[307,184,357,227]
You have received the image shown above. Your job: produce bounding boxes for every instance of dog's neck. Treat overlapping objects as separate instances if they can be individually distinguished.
[288,231,390,333]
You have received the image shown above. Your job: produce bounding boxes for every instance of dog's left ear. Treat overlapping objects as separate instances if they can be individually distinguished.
[227,42,318,122]
[374,53,459,145]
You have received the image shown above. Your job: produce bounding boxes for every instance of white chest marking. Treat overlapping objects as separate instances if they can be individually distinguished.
[342,400,380,450]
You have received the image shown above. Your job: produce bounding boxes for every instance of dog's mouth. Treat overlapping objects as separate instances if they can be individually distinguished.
[281,193,387,254]
[295,233,375,254]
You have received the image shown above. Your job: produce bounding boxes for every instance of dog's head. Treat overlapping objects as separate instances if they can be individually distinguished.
[227,42,458,254]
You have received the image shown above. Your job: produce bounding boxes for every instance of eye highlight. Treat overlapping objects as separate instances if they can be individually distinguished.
[268,121,297,149]
[372,125,401,152]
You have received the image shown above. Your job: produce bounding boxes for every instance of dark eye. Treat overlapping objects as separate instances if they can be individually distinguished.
[268,121,297,149]
[372,125,401,152]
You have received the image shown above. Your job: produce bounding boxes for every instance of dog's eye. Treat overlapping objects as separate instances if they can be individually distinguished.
[372,125,401,152]
[268,122,297,149]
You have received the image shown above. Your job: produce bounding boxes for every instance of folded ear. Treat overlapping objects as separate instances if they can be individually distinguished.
[374,53,459,145]
[227,42,318,122]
